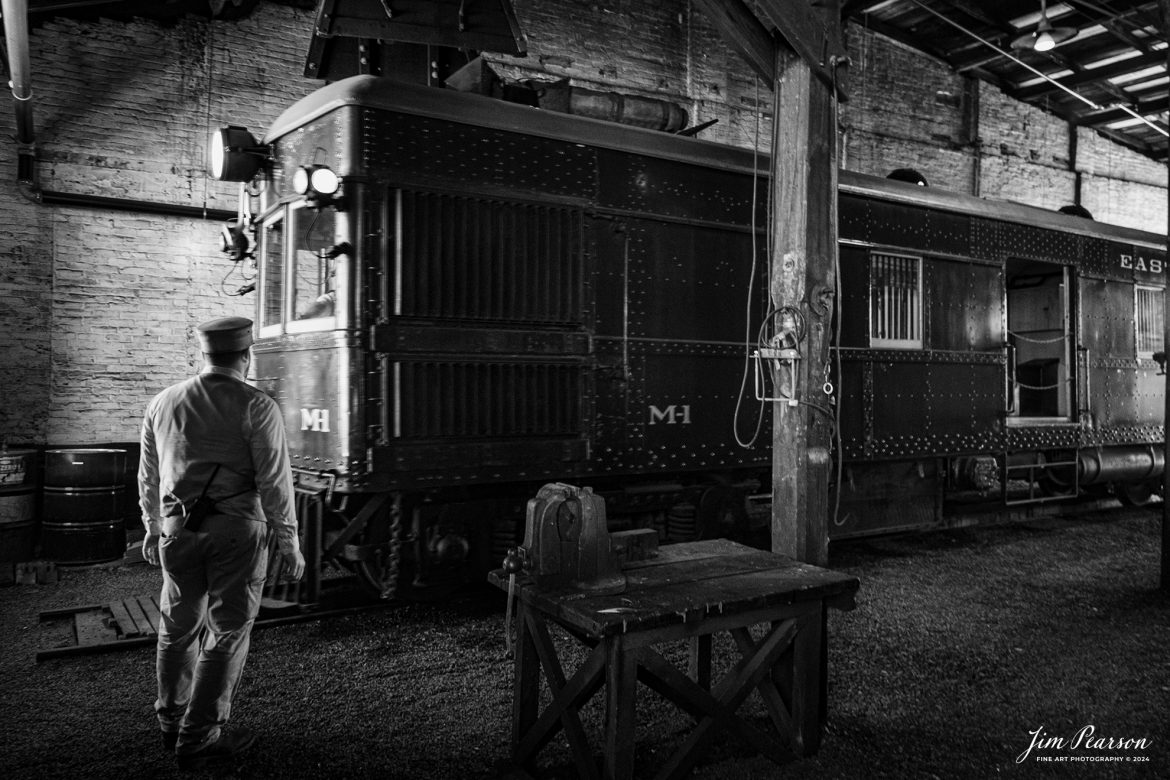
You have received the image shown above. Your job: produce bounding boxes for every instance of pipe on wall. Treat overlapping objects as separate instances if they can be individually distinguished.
[1,0,232,220]
[2,0,37,190]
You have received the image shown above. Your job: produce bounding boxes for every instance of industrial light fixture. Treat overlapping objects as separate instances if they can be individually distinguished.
[292,164,343,209]
[208,125,271,182]
[1011,0,1077,53]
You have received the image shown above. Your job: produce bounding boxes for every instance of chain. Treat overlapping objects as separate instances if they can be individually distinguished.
[1009,330,1069,345]
[382,494,402,600]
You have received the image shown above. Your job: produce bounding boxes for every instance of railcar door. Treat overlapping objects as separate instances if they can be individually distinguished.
[1005,258,1074,421]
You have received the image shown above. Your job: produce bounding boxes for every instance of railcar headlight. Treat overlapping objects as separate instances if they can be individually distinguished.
[208,125,271,182]
[292,164,343,209]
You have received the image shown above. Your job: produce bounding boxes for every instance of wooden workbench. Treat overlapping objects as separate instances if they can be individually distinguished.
[488,538,860,780]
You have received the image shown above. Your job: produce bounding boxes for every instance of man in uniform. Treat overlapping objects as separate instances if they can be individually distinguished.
[138,316,305,769]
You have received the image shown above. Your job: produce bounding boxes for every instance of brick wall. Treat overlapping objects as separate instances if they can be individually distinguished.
[0,0,1164,448]
[841,26,1166,230]
[0,4,320,446]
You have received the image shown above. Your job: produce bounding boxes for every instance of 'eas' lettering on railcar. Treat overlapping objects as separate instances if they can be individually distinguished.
[300,408,331,432]
[1119,254,1164,273]
[648,405,691,425]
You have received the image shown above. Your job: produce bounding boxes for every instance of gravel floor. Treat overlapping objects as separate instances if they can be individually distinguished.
[1,506,1167,779]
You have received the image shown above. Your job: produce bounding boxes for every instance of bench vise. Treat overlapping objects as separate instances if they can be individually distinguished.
[512,482,627,595]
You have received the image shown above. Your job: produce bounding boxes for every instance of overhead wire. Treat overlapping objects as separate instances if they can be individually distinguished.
[733,75,770,449]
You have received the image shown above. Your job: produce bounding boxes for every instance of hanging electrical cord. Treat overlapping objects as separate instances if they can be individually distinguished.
[830,58,847,530]
[733,75,770,449]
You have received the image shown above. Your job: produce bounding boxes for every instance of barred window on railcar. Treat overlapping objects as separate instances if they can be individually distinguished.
[869,252,924,349]
[1135,285,1165,359]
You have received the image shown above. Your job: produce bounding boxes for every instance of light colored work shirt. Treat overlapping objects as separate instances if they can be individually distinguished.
[138,365,298,554]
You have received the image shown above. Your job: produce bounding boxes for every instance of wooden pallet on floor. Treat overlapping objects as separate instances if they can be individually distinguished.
[37,595,162,661]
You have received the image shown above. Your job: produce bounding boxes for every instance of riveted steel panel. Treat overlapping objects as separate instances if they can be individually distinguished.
[838,247,870,348]
[860,355,1002,459]
[598,152,765,225]
[840,194,972,256]
[254,333,365,478]
[1082,424,1163,447]
[1005,425,1082,450]
[927,260,1003,351]
[611,218,765,343]
[1080,278,1133,357]
[364,110,597,200]
[977,217,1081,265]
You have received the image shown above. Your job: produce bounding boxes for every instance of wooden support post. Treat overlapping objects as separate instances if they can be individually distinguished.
[768,36,840,566]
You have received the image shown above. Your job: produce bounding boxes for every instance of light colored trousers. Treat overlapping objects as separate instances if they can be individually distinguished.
[155,514,268,751]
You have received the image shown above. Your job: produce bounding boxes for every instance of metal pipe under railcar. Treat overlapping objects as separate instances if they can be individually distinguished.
[224,76,1165,598]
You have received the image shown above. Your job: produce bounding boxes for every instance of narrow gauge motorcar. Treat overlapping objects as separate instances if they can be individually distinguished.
[212,75,1165,598]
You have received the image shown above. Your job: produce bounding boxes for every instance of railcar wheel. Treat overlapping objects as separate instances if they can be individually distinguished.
[1037,453,1078,498]
[697,486,749,542]
[1115,480,1156,507]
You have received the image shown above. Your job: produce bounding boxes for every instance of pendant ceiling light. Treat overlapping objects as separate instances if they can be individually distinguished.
[1011,0,1077,52]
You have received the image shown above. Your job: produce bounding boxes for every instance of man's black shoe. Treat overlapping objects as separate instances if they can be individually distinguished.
[175,727,257,770]
[161,730,179,751]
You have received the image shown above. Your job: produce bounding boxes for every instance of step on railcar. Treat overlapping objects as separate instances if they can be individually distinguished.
[211,75,1165,599]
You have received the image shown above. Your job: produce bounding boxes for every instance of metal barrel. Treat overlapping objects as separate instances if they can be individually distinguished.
[40,449,128,565]
[0,449,39,563]
[0,449,38,563]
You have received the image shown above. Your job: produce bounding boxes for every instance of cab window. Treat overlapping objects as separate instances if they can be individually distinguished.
[290,206,337,328]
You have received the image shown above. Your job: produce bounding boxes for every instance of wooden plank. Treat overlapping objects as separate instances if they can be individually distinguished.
[39,602,105,620]
[524,611,599,778]
[138,595,163,636]
[551,570,848,639]
[650,619,798,779]
[107,600,144,638]
[603,634,637,780]
[688,635,711,690]
[73,609,117,647]
[732,626,796,745]
[127,597,157,637]
[492,541,858,638]
[511,602,540,766]
[515,615,606,763]
[635,647,794,773]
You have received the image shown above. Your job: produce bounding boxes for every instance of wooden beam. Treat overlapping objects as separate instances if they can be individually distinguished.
[755,0,850,100]
[692,0,776,90]
[768,3,840,566]
[1014,50,1166,101]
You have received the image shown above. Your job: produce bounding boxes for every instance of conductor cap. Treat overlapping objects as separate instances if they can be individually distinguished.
[197,316,254,354]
